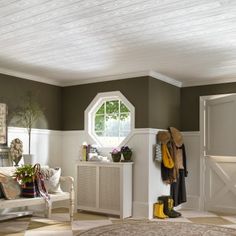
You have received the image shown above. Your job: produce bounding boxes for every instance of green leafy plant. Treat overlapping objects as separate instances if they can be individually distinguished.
[14,164,36,184]
[121,146,133,161]
[13,92,43,154]
[121,146,132,154]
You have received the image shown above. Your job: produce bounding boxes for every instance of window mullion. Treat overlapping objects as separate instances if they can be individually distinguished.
[104,101,106,137]
[118,100,121,141]
[92,95,132,147]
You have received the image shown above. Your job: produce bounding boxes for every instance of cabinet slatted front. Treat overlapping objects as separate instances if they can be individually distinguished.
[77,162,132,218]
[77,165,97,208]
[99,166,120,211]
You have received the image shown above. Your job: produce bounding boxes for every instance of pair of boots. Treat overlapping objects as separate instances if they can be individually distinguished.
[154,196,181,219]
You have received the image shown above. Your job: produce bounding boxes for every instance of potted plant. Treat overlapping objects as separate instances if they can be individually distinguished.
[13,92,43,164]
[110,148,121,162]
[9,138,23,166]
[14,164,39,198]
[121,146,132,161]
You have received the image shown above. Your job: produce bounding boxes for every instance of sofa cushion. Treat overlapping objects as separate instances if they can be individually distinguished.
[0,173,21,200]
[0,184,4,198]
[41,167,62,194]
[0,167,16,177]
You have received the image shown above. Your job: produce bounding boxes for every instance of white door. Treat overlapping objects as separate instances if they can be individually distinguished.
[204,95,236,213]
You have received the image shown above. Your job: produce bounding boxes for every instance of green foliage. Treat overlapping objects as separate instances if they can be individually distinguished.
[13,91,43,154]
[120,102,129,112]
[96,104,105,114]
[106,100,119,113]
[95,100,130,132]
[14,164,36,184]
[14,92,43,131]
[95,115,104,131]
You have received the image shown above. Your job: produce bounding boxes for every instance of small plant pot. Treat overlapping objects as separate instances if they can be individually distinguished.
[23,154,35,165]
[123,152,132,161]
[21,181,39,198]
[111,153,121,162]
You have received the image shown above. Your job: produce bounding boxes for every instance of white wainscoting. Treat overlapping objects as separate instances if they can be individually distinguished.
[61,128,169,219]
[8,127,62,167]
[181,131,201,210]
[6,128,201,216]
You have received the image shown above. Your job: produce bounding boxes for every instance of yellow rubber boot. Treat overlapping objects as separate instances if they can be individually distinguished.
[153,201,168,219]
[168,198,181,217]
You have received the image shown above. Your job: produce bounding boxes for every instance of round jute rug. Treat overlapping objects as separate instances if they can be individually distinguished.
[79,220,236,236]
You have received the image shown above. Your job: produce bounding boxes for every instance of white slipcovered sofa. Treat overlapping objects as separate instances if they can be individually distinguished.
[0,167,74,222]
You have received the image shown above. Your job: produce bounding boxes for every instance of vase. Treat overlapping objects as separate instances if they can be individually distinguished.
[13,155,22,166]
[111,153,121,162]
[21,181,39,198]
[23,154,35,165]
[123,152,132,162]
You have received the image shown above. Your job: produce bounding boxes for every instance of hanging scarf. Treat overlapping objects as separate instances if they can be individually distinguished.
[162,144,174,169]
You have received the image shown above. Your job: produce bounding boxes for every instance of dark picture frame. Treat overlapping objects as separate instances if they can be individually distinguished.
[0,103,7,146]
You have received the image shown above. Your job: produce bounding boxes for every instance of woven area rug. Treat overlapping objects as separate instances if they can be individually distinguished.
[78,220,236,236]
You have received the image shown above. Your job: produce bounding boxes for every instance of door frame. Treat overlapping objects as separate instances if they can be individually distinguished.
[199,93,234,211]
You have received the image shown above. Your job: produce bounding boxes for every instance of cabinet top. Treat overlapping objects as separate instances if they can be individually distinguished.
[77,161,133,166]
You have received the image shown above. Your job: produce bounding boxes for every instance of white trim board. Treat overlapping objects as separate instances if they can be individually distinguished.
[2,67,236,88]
[0,69,182,88]
[0,67,61,86]
[63,70,182,88]
[182,77,236,87]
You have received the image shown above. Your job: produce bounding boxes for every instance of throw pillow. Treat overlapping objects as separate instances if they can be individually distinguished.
[41,167,62,194]
[0,184,4,198]
[0,172,21,200]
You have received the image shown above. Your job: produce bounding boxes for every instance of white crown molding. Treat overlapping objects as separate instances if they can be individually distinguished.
[0,67,61,86]
[4,65,234,88]
[0,67,183,88]
[149,70,182,88]
[60,71,149,87]
[182,77,236,87]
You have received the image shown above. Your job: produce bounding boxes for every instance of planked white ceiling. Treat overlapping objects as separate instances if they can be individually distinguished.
[0,0,235,87]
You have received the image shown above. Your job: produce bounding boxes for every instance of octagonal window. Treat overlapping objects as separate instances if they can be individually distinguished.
[85,91,134,148]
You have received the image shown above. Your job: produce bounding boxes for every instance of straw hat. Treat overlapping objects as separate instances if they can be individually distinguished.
[169,127,183,147]
[157,131,171,144]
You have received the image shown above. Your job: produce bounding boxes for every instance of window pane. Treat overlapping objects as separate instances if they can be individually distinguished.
[95,115,105,131]
[96,103,105,115]
[106,100,119,113]
[95,131,104,137]
[105,114,119,137]
[120,130,130,137]
[120,102,130,112]
[120,113,131,132]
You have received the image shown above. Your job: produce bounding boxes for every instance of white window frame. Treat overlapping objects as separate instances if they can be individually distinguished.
[85,91,135,148]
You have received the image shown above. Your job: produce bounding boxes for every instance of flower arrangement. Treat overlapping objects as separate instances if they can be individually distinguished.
[14,164,36,185]
[10,138,23,166]
[121,146,132,154]
[110,148,121,162]
[121,146,132,161]
[111,148,121,155]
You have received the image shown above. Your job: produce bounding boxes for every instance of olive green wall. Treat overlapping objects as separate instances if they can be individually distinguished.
[149,77,180,129]
[0,73,62,130]
[62,77,149,130]
[181,82,236,131]
[0,73,181,131]
[62,76,181,130]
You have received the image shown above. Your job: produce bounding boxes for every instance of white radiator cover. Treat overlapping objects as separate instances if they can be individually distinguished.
[77,162,133,218]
